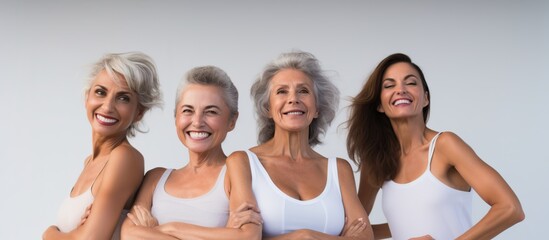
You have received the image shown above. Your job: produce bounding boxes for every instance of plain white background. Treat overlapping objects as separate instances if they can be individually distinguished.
[1,1,547,239]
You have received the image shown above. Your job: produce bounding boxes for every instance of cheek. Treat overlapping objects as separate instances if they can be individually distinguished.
[175,116,190,130]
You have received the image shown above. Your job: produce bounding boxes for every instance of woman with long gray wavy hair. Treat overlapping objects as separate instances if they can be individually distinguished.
[227,50,374,239]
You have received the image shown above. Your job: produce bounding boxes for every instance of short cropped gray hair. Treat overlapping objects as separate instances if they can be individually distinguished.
[175,66,238,118]
[250,51,340,146]
[84,52,163,137]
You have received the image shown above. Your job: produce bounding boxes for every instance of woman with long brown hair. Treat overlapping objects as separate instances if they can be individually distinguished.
[347,53,524,239]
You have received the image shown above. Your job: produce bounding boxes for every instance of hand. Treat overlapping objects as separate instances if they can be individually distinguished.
[78,204,92,226]
[227,202,263,228]
[342,217,368,237]
[127,205,159,227]
[409,235,434,240]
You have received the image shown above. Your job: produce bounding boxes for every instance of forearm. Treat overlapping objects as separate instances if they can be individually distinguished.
[42,225,113,240]
[159,222,261,240]
[265,229,372,240]
[122,224,178,240]
[457,202,524,240]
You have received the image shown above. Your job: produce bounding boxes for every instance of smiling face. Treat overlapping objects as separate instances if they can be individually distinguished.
[175,84,236,154]
[378,62,429,120]
[268,69,318,133]
[86,70,142,138]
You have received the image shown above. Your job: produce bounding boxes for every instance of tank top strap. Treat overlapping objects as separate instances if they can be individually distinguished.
[217,165,227,183]
[427,132,444,169]
[156,169,174,191]
[90,158,112,192]
[328,157,340,192]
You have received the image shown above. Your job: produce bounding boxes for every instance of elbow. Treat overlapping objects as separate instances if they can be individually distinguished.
[512,205,525,224]
[502,201,525,226]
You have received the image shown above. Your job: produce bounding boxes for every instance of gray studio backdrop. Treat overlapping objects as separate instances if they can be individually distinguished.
[1,1,547,239]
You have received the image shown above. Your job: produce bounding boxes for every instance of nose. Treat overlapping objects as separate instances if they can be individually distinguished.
[101,95,116,112]
[288,91,300,104]
[191,112,204,127]
[396,84,407,95]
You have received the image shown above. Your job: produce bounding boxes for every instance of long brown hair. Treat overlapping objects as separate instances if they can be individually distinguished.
[346,53,430,187]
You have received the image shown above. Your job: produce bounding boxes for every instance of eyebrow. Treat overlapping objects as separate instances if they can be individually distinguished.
[94,84,133,95]
[272,82,312,89]
[180,105,221,110]
[383,74,419,82]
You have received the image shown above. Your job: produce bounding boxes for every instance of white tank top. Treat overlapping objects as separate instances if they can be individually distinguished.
[382,132,472,240]
[245,150,345,237]
[151,167,229,227]
[55,160,124,240]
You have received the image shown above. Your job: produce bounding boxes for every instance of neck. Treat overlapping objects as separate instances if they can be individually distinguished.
[187,147,226,170]
[91,132,128,159]
[390,117,428,155]
[267,128,316,161]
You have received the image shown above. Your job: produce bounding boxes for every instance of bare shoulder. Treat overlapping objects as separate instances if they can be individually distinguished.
[104,143,144,177]
[111,143,144,163]
[226,150,250,167]
[436,131,472,152]
[336,157,354,173]
[436,131,481,167]
[144,167,167,182]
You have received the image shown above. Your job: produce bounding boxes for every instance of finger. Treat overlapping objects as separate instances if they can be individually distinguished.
[133,206,147,225]
[127,212,138,225]
[135,206,147,221]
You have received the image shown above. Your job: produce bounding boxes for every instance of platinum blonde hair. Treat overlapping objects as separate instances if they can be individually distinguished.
[175,66,238,118]
[84,52,163,137]
[250,50,340,146]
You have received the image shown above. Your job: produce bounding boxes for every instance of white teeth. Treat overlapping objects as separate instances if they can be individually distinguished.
[189,132,210,139]
[96,114,117,123]
[394,99,411,106]
[286,111,304,115]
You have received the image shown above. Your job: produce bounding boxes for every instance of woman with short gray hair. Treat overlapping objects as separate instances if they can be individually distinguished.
[43,52,162,240]
[121,66,262,240]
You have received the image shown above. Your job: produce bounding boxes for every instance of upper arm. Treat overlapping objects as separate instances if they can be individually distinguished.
[337,158,374,238]
[79,147,145,239]
[226,151,257,210]
[226,151,262,238]
[121,167,165,235]
[439,132,521,207]
[357,164,380,215]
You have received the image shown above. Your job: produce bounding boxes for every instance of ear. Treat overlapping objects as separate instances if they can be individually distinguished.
[227,112,239,132]
[377,104,385,113]
[266,105,273,119]
[134,107,145,123]
[423,91,430,107]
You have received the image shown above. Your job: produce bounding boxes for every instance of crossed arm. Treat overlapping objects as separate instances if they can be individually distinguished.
[43,146,144,240]
[121,167,263,240]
